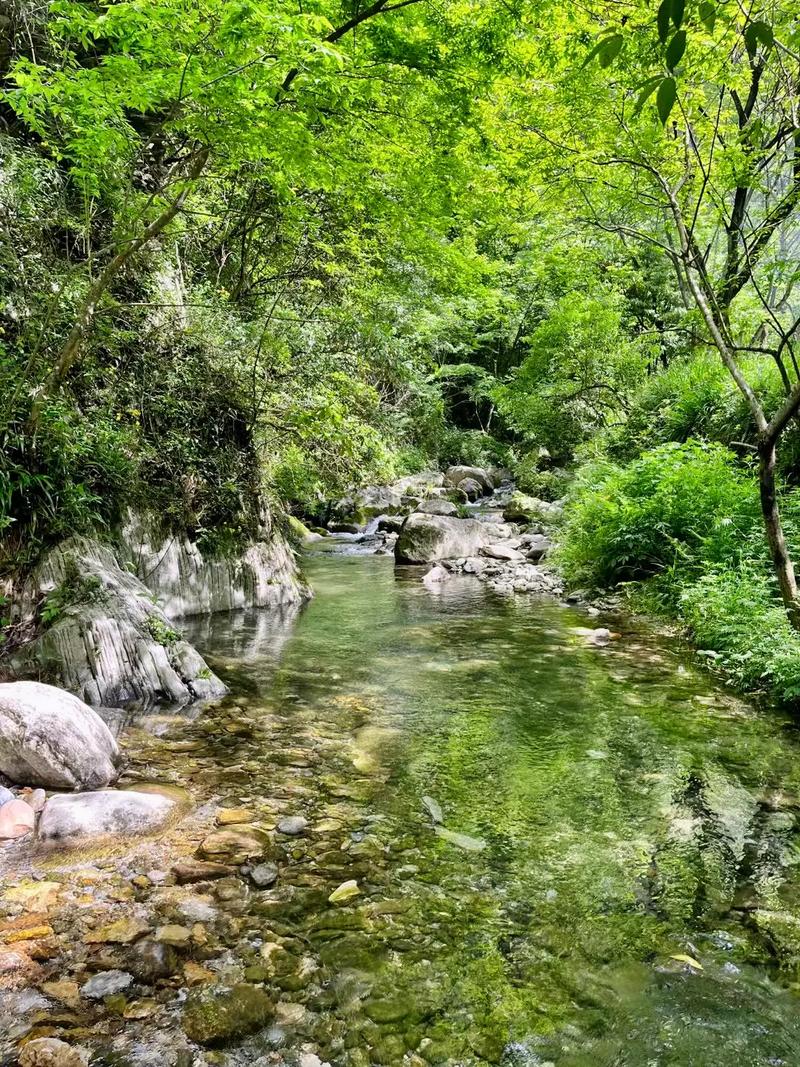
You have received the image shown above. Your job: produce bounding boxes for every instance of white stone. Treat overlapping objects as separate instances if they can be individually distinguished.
[38,789,176,844]
[0,681,120,789]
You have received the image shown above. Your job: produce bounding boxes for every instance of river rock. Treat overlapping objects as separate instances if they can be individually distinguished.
[0,681,120,789]
[329,879,361,904]
[172,859,233,884]
[0,797,35,839]
[80,969,133,999]
[0,785,14,806]
[422,565,450,590]
[395,514,508,564]
[197,826,269,863]
[277,815,308,836]
[415,498,458,517]
[38,789,176,844]
[503,492,562,524]
[457,478,483,501]
[444,466,495,495]
[522,533,551,560]
[182,983,274,1046]
[249,862,279,888]
[481,543,526,562]
[19,1038,89,1067]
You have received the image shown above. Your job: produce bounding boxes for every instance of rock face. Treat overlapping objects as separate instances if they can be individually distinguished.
[0,681,120,789]
[120,511,308,618]
[11,537,227,709]
[38,789,176,844]
[395,514,510,564]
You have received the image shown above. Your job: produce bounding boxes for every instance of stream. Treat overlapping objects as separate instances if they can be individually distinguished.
[5,548,800,1066]
[182,550,800,1066]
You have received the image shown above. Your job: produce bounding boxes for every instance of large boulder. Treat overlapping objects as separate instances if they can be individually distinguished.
[38,789,177,844]
[503,492,563,525]
[0,681,120,789]
[395,514,509,564]
[444,466,495,496]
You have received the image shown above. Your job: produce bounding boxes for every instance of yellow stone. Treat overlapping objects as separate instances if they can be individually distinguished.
[154,924,192,946]
[85,918,151,944]
[4,881,61,912]
[4,925,54,943]
[215,808,255,826]
[183,960,215,985]
[328,880,361,905]
[41,979,81,1008]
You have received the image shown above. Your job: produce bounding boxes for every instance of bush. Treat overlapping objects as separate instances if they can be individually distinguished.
[558,441,760,588]
[680,568,800,701]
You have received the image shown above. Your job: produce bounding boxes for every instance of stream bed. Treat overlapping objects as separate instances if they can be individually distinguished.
[5,550,800,1066]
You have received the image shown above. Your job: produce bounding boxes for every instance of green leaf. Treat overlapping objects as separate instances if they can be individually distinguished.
[670,0,685,29]
[699,1,716,32]
[582,32,623,69]
[633,75,663,117]
[657,0,671,43]
[744,20,773,57]
[657,76,677,124]
[665,30,686,70]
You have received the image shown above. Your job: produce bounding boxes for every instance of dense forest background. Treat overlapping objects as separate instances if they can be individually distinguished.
[2,0,800,700]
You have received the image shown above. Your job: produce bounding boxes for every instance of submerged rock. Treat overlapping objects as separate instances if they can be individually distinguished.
[80,970,133,999]
[38,789,176,844]
[19,1038,89,1067]
[422,795,444,824]
[422,565,450,590]
[182,983,274,1046]
[197,826,269,863]
[249,862,279,888]
[329,879,361,904]
[434,826,487,852]
[277,815,308,836]
[0,681,120,789]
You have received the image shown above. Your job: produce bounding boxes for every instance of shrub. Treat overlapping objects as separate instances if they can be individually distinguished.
[680,568,800,701]
[558,441,760,588]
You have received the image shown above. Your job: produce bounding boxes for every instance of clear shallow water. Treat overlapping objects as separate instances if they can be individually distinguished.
[185,553,800,1066]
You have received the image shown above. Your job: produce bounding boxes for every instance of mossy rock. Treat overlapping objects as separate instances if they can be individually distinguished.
[182,983,274,1046]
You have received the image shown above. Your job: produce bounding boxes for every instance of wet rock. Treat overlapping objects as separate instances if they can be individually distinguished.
[182,983,274,1046]
[422,796,444,824]
[127,939,179,981]
[433,826,486,851]
[277,815,308,836]
[249,862,279,888]
[328,880,361,905]
[216,808,254,826]
[198,826,269,864]
[19,1037,90,1067]
[80,969,133,999]
[376,515,405,534]
[172,859,232,884]
[458,477,483,501]
[0,797,35,839]
[0,681,120,789]
[85,917,151,944]
[364,996,411,1023]
[155,924,192,947]
[38,789,176,844]
[421,565,450,591]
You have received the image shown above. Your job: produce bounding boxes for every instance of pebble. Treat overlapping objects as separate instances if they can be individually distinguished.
[172,860,232,884]
[249,862,279,888]
[277,815,308,836]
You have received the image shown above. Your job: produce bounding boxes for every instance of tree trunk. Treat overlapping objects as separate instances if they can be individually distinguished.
[758,439,800,629]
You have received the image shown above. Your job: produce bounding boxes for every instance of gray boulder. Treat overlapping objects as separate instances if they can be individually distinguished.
[415,498,458,517]
[444,466,495,495]
[0,681,120,789]
[38,789,177,844]
[457,478,483,502]
[503,492,563,525]
[395,514,508,564]
[482,543,526,562]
